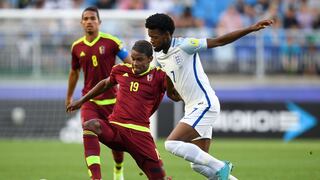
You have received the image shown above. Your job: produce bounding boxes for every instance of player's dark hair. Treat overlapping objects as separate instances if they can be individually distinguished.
[145,13,175,35]
[82,6,100,21]
[132,40,153,57]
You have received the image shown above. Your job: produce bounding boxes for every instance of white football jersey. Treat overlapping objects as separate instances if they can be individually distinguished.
[154,37,219,113]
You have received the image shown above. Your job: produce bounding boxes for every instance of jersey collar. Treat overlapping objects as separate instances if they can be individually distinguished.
[83,32,101,47]
[170,37,176,47]
[132,65,152,76]
[162,37,175,54]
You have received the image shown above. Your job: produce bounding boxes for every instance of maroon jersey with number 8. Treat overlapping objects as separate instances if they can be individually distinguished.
[71,32,124,100]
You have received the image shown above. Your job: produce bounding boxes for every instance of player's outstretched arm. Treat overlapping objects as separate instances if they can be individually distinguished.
[166,76,182,102]
[66,78,115,112]
[207,19,274,48]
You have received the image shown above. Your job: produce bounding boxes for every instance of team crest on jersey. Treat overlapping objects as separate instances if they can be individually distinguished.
[147,74,153,81]
[99,46,105,54]
[173,53,183,65]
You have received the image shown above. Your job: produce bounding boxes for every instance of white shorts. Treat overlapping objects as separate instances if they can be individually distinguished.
[180,105,219,140]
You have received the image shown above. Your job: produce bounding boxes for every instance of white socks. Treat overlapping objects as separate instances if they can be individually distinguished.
[190,162,216,177]
[191,163,238,180]
[164,140,224,172]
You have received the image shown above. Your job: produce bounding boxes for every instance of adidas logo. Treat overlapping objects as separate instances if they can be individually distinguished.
[80,51,85,57]
[122,73,128,77]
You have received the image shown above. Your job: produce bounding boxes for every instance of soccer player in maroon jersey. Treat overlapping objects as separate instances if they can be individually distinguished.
[65,7,131,180]
[67,40,179,180]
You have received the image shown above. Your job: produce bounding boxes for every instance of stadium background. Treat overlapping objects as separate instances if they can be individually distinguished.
[0,0,319,179]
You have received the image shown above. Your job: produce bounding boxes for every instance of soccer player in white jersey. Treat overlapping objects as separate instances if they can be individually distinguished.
[145,13,273,180]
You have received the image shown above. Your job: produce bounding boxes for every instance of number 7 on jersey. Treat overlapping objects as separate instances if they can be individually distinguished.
[170,71,176,83]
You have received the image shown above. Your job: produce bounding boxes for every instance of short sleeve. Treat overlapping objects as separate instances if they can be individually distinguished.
[109,34,129,61]
[100,32,129,61]
[109,66,119,85]
[179,38,207,54]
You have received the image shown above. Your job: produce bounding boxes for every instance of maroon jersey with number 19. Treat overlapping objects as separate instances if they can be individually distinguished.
[108,63,167,127]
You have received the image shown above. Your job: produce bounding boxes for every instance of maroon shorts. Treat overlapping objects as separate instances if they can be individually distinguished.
[97,119,166,179]
[80,101,114,126]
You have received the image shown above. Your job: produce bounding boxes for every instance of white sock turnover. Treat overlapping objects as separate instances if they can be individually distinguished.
[164,140,224,172]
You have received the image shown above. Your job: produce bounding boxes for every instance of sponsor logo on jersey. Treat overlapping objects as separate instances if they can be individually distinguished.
[122,73,129,77]
[80,51,85,57]
[99,46,105,54]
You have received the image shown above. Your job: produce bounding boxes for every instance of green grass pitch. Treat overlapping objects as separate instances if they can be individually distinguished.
[0,138,319,180]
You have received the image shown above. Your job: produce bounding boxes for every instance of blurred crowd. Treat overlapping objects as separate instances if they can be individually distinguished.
[0,0,319,30]
[0,0,319,75]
